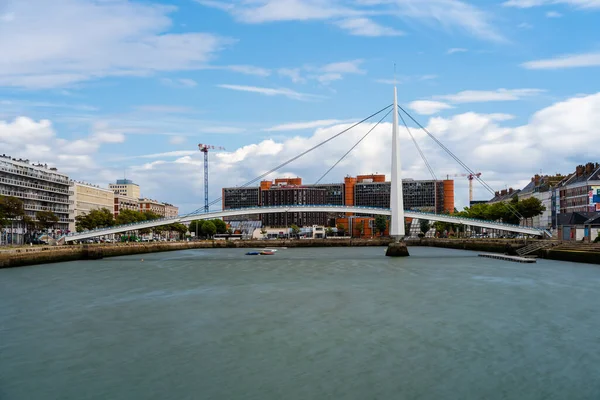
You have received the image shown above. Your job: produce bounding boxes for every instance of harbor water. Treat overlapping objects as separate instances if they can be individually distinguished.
[1,247,599,399]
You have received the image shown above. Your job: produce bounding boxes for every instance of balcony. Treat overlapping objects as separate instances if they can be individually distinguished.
[0,165,70,185]
[23,203,71,214]
[0,175,70,195]
[0,189,72,204]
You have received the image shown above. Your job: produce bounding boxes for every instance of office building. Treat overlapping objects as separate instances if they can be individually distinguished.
[0,155,72,233]
[113,194,139,218]
[69,181,115,232]
[109,179,140,199]
[221,174,455,228]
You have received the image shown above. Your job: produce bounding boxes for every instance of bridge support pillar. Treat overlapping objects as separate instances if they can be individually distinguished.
[386,241,410,257]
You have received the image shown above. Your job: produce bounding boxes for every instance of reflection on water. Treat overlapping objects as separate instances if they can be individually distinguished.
[1,246,599,400]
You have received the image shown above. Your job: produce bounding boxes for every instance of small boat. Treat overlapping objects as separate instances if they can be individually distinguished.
[260,250,275,255]
[264,248,278,252]
[245,251,261,255]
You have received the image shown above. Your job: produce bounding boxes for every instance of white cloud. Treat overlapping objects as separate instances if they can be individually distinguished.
[335,17,404,37]
[503,0,600,8]
[375,75,437,85]
[92,132,126,144]
[278,68,306,83]
[133,150,197,159]
[434,88,545,103]
[214,65,272,77]
[7,93,600,212]
[447,48,468,54]
[0,0,230,88]
[198,0,504,42]
[546,10,563,17]
[217,84,323,101]
[280,59,366,85]
[522,52,600,69]
[160,78,198,88]
[169,136,187,145]
[518,22,534,29]
[408,100,454,115]
[264,119,349,132]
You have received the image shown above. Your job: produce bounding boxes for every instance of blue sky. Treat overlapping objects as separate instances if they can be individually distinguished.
[1,0,600,212]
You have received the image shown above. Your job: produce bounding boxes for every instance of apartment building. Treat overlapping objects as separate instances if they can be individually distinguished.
[69,181,114,232]
[558,162,600,214]
[113,194,139,218]
[0,155,72,232]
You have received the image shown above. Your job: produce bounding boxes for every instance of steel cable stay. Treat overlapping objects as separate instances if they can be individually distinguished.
[397,105,524,220]
[182,103,394,217]
[314,108,392,185]
[397,109,437,181]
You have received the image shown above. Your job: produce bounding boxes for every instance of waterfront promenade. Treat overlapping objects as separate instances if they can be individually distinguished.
[1,238,599,268]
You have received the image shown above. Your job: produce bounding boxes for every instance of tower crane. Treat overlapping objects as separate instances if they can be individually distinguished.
[446,172,482,204]
[198,143,225,213]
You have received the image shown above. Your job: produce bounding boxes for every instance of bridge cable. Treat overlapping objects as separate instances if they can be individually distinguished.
[182,103,394,217]
[397,105,523,220]
[314,108,392,185]
[397,109,437,181]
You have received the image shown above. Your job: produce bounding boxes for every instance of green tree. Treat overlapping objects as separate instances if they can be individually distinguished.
[35,210,59,230]
[419,219,430,238]
[202,220,216,238]
[189,220,205,237]
[375,215,388,236]
[326,227,334,237]
[168,223,188,239]
[212,219,227,234]
[290,224,300,238]
[76,208,115,231]
[519,197,546,226]
[143,210,162,221]
[0,196,24,220]
[116,209,145,225]
[355,221,364,237]
[336,223,345,237]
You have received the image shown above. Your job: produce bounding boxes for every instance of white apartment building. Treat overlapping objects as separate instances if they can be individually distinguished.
[69,181,115,232]
[0,155,73,233]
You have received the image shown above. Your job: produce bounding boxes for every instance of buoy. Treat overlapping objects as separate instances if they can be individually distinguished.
[141,259,144,262]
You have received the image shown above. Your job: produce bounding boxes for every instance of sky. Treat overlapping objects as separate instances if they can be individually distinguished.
[1,0,600,213]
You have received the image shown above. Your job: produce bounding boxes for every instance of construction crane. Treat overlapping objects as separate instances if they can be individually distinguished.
[198,143,225,213]
[446,172,482,204]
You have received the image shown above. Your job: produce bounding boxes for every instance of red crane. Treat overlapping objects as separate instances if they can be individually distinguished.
[198,143,225,213]
[446,172,482,204]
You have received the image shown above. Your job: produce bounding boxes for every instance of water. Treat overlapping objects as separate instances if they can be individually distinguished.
[1,247,599,400]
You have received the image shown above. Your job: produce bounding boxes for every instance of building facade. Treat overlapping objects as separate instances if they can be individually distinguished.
[0,155,73,232]
[517,174,565,229]
[109,179,140,199]
[138,198,179,218]
[113,194,139,218]
[69,181,114,232]
[558,163,600,214]
[164,203,179,218]
[221,174,455,227]
[261,186,327,226]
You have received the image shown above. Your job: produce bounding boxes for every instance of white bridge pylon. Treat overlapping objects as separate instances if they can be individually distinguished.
[63,205,549,242]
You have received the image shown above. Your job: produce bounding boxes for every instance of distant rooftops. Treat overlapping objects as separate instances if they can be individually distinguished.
[1,154,66,176]
[115,179,138,185]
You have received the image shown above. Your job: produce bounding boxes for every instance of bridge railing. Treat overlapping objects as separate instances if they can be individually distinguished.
[63,204,544,240]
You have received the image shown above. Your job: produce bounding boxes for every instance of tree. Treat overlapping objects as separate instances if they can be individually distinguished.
[35,210,59,231]
[189,220,205,237]
[290,224,300,238]
[375,215,388,236]
[336,223,345,237]
[116,209,145,225]
[76,208,115,231]
[143,210,162,221]
[419,219,430,238]
[0,196,25,220]
[519,197,546,226]
[202,220,216,238]
[355,221,364,237]
[326,227,334,237]
[169,223,188,239]
[212,219,227,234]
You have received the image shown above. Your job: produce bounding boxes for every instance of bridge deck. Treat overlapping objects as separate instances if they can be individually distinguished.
[63,205,549,242]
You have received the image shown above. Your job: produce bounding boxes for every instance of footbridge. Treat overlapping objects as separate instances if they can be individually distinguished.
[63,205,549,242]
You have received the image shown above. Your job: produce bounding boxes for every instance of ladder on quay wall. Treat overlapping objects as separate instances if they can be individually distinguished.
[516,242,556,256]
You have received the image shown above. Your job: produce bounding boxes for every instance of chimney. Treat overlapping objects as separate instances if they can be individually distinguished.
[509,188,514,194]
[495,191,500,197]
[501,189,507,196]
[585,162,594,174]
[576,165,585,176]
